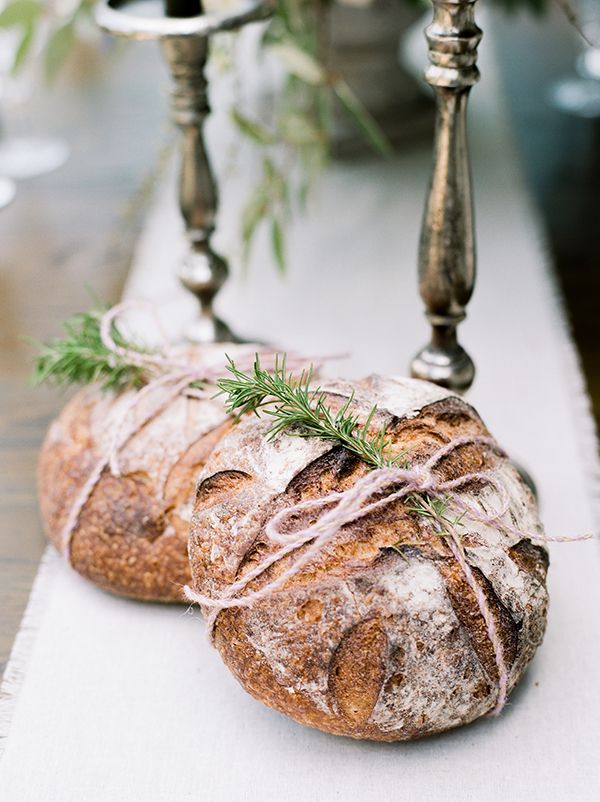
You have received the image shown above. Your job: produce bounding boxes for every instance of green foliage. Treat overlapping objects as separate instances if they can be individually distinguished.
[0,0,42,75]
[44,19,76,83]
[390,493,466,553]
[33,308,147,392]
[332,78,394,159]
[233,0,394,272]
[232,0,552,271]
[270,40,325,85]
[12,20,35,73]
[406,494,467,530]
[271,217,286,273]
[0,0,93,81]
[218,354,407,468]
[240,157,290,265]
[0,0,40,27]
[230,110,276,146]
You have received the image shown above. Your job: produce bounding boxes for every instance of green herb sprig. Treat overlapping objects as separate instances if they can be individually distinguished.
[33,308,147,392]
[218,354,463,543]
[218,355,409,469]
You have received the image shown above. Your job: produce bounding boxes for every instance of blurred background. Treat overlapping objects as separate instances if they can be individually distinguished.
[0,0,598,670]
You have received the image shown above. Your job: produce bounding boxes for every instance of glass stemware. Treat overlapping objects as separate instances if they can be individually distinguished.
[0,175,16,208]
[549,0,600,118]
[0,26,69,178]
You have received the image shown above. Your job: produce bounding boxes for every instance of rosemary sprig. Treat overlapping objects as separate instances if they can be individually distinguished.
[217,355,405,469]
[33,308,147,392]
[406,496,467,530]
[218,355,467,546]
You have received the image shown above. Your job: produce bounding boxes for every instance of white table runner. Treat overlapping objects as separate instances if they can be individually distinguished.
[1,15,599,800]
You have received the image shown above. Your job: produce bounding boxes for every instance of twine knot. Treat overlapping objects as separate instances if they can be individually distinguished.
[409,464,436,492]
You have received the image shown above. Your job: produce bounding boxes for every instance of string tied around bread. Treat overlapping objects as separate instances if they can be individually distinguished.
[58,302,326,561]
[184,434,594,717]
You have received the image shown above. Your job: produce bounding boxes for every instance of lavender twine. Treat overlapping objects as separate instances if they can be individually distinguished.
[184,435,594,717]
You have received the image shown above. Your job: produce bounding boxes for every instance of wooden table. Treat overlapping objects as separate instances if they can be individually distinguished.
[0,40,165,673]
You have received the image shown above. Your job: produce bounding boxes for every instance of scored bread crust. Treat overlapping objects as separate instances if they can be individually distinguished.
[189,375,549,740]
[37,344,248,602]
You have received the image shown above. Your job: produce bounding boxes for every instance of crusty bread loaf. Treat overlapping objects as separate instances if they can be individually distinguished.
[189,375,549,740]
[37,344,244,602]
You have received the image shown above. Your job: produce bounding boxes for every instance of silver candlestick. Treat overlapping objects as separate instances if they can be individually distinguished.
[410,4,537,497]
[410,0,482,393]
[95,0,269,343]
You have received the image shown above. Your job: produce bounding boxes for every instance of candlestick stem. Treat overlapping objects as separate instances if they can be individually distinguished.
[161,36,233,343]
[410,0,482,393]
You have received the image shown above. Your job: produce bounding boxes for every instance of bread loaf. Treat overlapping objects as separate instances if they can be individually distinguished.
[188,375,549,740]
[38,344,243,602]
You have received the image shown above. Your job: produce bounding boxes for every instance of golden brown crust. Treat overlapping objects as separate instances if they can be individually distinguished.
[38,384,233,602]
[189,376,549,740]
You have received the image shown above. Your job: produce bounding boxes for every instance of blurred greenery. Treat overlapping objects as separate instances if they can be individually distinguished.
[0,0,552,272]
[233,0,550,271]
[0,0,94,80]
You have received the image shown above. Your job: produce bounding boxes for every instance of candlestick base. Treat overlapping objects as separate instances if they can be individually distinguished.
[410,342,475,395]
[178,248,239,344]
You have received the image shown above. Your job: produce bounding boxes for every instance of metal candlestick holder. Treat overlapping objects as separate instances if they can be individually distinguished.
[410,3,537,497]
[410,0,482,393]
[95,0,269,343]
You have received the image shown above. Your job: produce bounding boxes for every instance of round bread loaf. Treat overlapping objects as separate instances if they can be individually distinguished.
[38,344,245,602]
[189,375,549,740]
